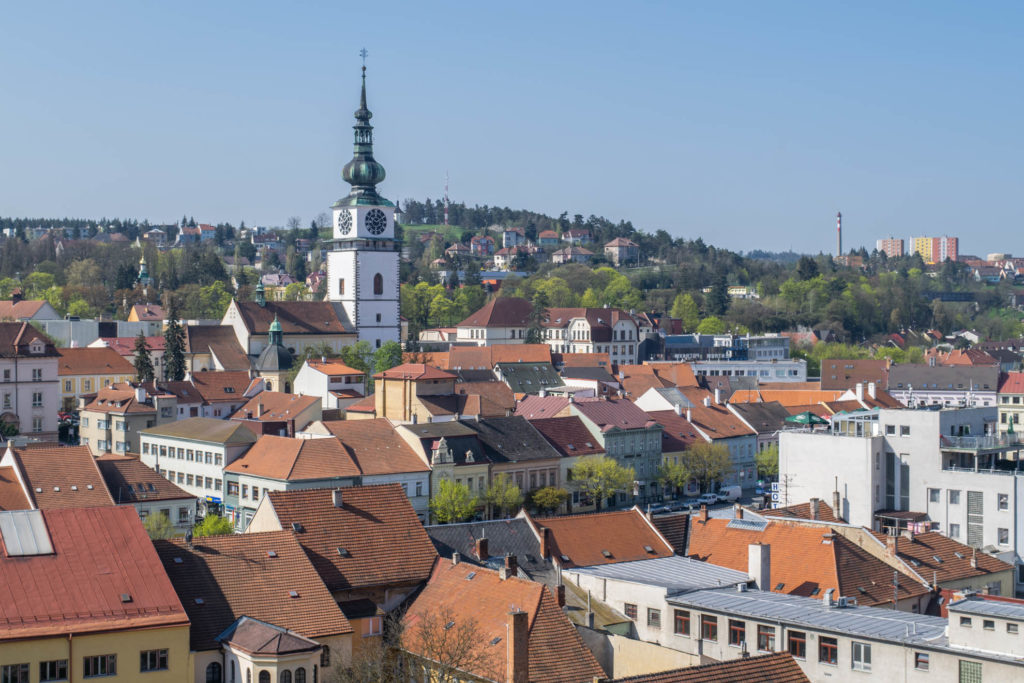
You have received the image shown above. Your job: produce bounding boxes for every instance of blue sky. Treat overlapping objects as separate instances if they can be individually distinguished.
[2,1,1022,254]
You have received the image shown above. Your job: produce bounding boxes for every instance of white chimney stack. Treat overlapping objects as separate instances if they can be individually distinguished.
[748,543,770,592]
[855,383,864,401]
[703,397,711,408]
[673,403,682,417]
[135,386,147,404]
[686,408,692,422]
[332,489,344,508]
[867,382,877,399]
[714,388,722,405]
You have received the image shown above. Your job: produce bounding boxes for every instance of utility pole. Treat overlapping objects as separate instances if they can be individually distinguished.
[444,171,450,227]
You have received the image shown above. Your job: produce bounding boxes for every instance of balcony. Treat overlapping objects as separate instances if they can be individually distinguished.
[940,433,1024,454]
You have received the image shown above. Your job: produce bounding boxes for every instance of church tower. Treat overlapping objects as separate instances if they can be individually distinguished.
[326,61,401,348]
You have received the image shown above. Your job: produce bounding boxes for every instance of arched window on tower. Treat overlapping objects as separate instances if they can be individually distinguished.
[373,273,384,296]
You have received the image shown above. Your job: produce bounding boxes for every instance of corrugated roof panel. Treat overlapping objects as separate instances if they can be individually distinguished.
[0,509,54,556]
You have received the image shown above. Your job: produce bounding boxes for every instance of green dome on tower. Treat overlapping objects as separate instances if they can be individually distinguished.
[334,64,393,208]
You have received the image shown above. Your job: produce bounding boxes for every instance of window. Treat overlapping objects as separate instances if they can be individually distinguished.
[959,660,982,683]
[338,279,345,295]
[998,493,1009,511]
[929,488,941,503]
[647,608,661,629]
[1,664,28,683]
[140,649,168,672]
[206,662,223,683]
[64,380,72,392]
[624,603,637,620]
[364,616,383,637]
[728,620,745,647]
[40,660,68,682]
[31,392,42,407]
[915,652,929,671]
[32,417,42,433]
[983,619,995,631]
[999,528,1009,545]
[83,654,116,677]
[950,489,961,504]
[819,636,837,665]
[788,631,806,659]
[960,616,972,627]
[252,486,259,500]
[851,641,871,671]
[3,394,11,409]
[32,368,42,382]
[1008,623,1019,634]
[373,273,384,295]
[950,523,961,538]
[179,507,190,524]
[757,625,775,651]
[260,673,270,683]
[900,425,911,436]
[280,671,291,683]
[700,615,718,641]
[143,442,150,454]
[294,669,306,683]
[321,646,330,667]
[242,484,248,498]
[674,609,690,636]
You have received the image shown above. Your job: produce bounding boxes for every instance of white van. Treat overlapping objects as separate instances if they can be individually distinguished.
[716,485,742,502]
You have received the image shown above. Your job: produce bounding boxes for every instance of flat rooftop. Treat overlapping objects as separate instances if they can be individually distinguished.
[567,555,749,594]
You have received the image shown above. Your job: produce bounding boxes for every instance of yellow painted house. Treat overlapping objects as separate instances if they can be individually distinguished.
[57,346,136,411]
[0,506,191,682]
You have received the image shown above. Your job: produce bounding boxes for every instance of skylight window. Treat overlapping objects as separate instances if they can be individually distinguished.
[775,583,785,591]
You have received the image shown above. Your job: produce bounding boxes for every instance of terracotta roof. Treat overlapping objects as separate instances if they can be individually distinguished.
[0,466,30,510]
[82,385,157,415]
[304,359,365,376]
[0,300,49,320]
[454,380,515,411]
[225,434,358,481]
[652,513,690,555]
[763,501,842,523]
[731,388,844,406]
[514,395,571,419]
[229,391,321,422]
[403,560,604,683]
[155,530,352,651]
[185,325,251,371]
[928,348,1000,367]
[612,652,808,683]
[234,300,350,335]
[143,417,258,444]
[0,322,59,358]
[459,416,562,464]
[264,484,438,592]
[57,347,135,376]
[96,336,166,356]
[96,454,194,502]
[533,508,673,568]
[647,410,703,451]
[344,394,377,414]
[450,344,553,369]
[999,371,1024,394]
[7,445,115,508]
[0,506,188,640]
[217,616,321,655]
[130,303,165,321]
[456,296,532,328]
[687,518,931,607]
[868,531,1012,584]
[529,416,606,458]
[605,237,638,247]
[820,358,890,391]
[191,370,259,403]
[552,352,611,368]
[301,419,430,475]
[574,398,658,432]
[373,363,456,381]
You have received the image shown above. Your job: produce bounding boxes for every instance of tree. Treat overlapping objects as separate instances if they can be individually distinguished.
[286,216,302,231]
[483,473,524,519]
[529,486,569,515]
[706,274,730,316]
[163,297,186,381]
[670,293,701,332]
[133,331,155,382]
[696,316,727,334]
[658,460,693,498]
[194,514,233,537]
[144,511,176,540]
[429,479,478,524]
[373,341,404,375]
[685,443,733,494]
[399,605,499,683]
[796,256,819,281]
[755,444,779,480]
[525,290,549,344]
[570,456,635,511]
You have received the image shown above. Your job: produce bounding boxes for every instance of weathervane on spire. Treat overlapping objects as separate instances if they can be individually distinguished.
[360,47,368,69]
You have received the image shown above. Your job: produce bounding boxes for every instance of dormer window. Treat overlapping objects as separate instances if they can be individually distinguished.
[29,341,44,355]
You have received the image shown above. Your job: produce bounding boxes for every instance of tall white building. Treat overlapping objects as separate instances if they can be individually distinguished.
[325,65,401,349]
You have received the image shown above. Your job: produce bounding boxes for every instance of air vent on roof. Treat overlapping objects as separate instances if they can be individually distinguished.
[289,590,299,598]
[560,554,570,563]
[147,483,155,492]
[585,442,593,448]
[643,545,654,553]
[445,621,456,630]
[34,487,41,493]
[601,550,612,558]
[932,555,943,563]
[909,558,921,567]
[466,572,476,580]
[195,598,205,605]
[810,587,820,596]
[490,637,502,645]
[337,547,351,557]
[567,444,576,450]
[173,557,183,564]
[53,487,59,492]
[727,519,768,532]
[71,485,78,491]
[291,522,304,533]
[267,550,277,558]
[775,583,785,591]
[858,587,868,594]
[87,484,93,490]
[121,593,132,603]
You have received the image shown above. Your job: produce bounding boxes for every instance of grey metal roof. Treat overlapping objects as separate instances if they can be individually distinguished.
[671,588,948,646]
[887,365,1000,391]
[425,518,551,581]
[458,416,562,463]
[654,387,694,408]
[948,597,1024,620]
[495,362,565,394]
[568,555,749,594]
[729,401,791,434]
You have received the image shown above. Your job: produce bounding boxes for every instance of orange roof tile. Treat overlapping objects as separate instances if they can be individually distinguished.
[731,389,843,406]
[763,501,841,523]
[612,652,808,683]
[0,466,30,510]
[191,370,258,404]
[403,560,604,683]
[224,435,361,480]
[306,419,430,475]
[155,530,352,651]
[447,344,552,370]
[373,363,457,380]
[57,347,135,376]
[230,391,320,422]
[0,507,188,640]
[868,530,1012,584]
[305,359,364,376]
[265,484,437,592]
[8,445,115,508]
[96,454,194,502]
[533,509,673,568]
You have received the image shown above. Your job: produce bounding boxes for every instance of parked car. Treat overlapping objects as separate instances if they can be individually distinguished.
[697,493,720,506]
[717,485,742,502]
[667,500,690,512]
[647,503,670,515]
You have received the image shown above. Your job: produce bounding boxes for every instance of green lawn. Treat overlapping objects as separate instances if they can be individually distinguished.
[400,224,472,242]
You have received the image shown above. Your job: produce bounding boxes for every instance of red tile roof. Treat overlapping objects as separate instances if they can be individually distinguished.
[0,300,50,320]
[514,395,571,419]
[999,371,1024,394]
[868,530,1011,585]
[529,416,606,458]
[96,454,194,502]
[130,303,165,321]
[457,296,533,328]
[96,336,166,356]
[229,391,321,422]
[314,419,430,475]
[57,346,135,376]
[185,325,250,371]
[225,435,360,481]
[8,445,115,508]
[605,237,638,247]
[304,359,365,376]
[647,410,703,452]
[0,506,188,639]
[763,500,841,523]
[373,363,457,380]
[403,560,605,683]
[155,530,352,651]
[191,370,259,403]
[820,358,890,391]
[235,301,349,335]
[449,344,553,369]
[612,652,808,683]
[264,484,438,592]
[0,467,29,510]
[574,398,657,431]
[532,508,673,568]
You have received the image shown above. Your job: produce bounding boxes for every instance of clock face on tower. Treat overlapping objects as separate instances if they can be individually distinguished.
[365,209,387,235]
[338,210,352,235]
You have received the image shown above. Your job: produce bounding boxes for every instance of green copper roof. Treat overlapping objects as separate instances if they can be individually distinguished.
[269,314,282,333]
[335,65,390,208]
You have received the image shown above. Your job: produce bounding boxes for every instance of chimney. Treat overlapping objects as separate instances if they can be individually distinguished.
[823,587,835,607]
[539,527,550,559]
[554,584,566,608]
[475,536,489,561]
[734,503,742,520]
[507,610,529,683]
[703,396,711,408]
[868,382,877,399]
[699,505,709,523]
[686,408,692,422]
[332,489,344,508]
[257,402,265,418]
[748,543,771,591]
[452,551,461,566]
[714,388,722,405]
[832,490,841,518]
[855,383,864,401]
[970,548,978,569]
[886,532,899,557]
[500,553,518,580]
[135,385,147,404]
[982,584,991,596]
[809,497,820,521]
[674,403,682,416]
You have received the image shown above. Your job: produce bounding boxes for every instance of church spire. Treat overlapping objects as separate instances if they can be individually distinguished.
[337,51,389,207]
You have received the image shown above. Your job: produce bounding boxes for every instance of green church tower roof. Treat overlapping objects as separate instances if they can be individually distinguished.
[333,61,393,209]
